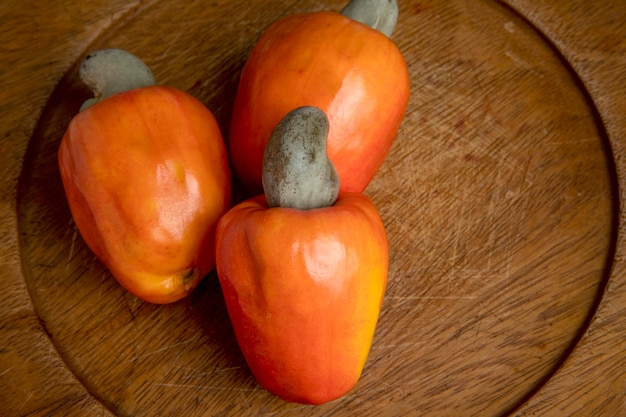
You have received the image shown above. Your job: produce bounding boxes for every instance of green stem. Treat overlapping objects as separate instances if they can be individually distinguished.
[340,0,398,37]
[79,49,156,111]
[262,106,340,210]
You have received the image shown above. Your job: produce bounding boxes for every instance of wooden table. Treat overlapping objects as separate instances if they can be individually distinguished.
[1,0,624,415]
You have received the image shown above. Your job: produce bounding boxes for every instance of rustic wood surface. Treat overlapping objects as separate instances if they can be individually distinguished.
[1,0,624,416]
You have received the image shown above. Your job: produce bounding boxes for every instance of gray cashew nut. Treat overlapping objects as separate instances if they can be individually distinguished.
[79,49,156,111]
[341,0,398,37]
[262,106,340,210]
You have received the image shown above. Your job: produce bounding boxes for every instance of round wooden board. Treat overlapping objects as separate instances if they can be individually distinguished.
[1,0,624,416]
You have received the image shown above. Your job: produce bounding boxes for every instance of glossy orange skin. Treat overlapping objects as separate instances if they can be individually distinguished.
[215,193,388,404]
[229,11,410,196]
[58,86,231,304]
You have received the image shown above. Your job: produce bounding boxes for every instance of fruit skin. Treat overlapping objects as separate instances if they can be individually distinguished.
[229,11,410,195]
[58,86,231,304]
[215,193,388,404]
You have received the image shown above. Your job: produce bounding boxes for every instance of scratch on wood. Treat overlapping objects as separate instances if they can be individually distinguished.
[98,271,108,298]
[17,390,33,412]
[520,154,534,190]
[129,339,196,362]
[545,136,599,145]
[181,365,247,379]
[264,405,314,416]
[375,379,405,399]
[210,365,245,374]
[0,365,14,377]
[486,178,498,273]
[504,223,515,286]
[387,295,477,300]
[504,50,544,78]
[65,226,78,271]
[151,383,261,392]
[371,341,426,349]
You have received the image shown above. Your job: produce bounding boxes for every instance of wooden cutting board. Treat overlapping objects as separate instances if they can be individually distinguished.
[1,0,624,415]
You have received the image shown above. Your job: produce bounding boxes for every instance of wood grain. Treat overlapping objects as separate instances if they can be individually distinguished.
[1,0,623,416]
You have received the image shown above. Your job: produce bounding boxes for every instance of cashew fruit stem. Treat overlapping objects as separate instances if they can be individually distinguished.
[340,0,398,37]
[79,49,156,111]
[262,106,340,210]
